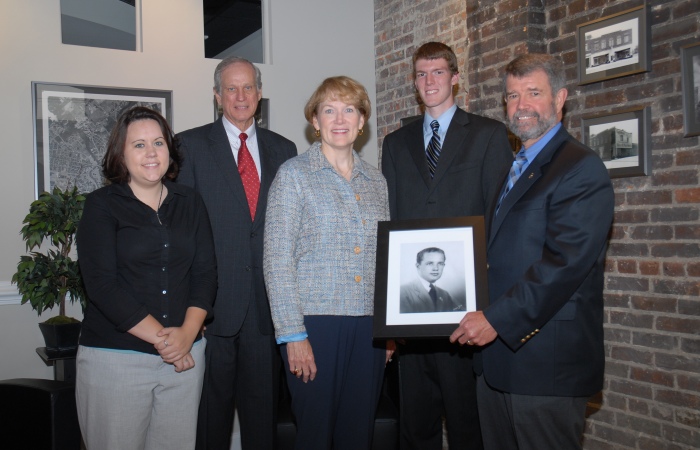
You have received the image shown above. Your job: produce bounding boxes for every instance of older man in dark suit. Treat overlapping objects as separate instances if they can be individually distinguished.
[381,42,513,450]
[177,56,297,450]
[450,53,614,450]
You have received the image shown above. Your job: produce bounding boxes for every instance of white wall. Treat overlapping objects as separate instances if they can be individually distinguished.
[0,0,377,381]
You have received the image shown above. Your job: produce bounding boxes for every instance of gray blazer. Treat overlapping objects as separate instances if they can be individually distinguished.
[177,118,297,337]
[400,279,461,313]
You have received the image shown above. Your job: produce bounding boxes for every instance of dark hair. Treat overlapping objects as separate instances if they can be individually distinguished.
[214,56,262,95]
[416,247,446,264]
[413,42,459,75]
[304,76,372,124]
[102,106,181,184]
[503,53,566,95]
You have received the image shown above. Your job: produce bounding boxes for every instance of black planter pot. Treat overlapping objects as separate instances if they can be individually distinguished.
[38,322,81,352]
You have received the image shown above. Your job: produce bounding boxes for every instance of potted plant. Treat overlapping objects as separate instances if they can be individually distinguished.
[12,186,87,352]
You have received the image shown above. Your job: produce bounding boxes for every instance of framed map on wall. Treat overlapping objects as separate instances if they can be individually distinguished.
[32,82,172,196]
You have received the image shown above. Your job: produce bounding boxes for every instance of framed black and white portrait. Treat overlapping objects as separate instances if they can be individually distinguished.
[373,217,488,339]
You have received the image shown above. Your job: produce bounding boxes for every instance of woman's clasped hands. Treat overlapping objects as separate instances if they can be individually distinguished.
[155,326,197,373]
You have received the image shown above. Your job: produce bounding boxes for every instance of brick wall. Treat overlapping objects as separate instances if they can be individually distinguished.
[375,0,467,150]
[374,0,700,448]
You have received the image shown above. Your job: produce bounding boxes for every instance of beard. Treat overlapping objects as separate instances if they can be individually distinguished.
[508,103,558,143]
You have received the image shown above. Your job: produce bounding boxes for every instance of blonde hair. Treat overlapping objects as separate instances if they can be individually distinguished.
[304,76,371,124]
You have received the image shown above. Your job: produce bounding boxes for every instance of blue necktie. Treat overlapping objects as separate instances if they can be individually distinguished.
[426,120,441,178]
[496,149,527,214]
[506,149,528,194]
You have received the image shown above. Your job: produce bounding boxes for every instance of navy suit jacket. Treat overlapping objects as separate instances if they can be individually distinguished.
[177,118,297,337]
[480,126,614,397]
[382,108,513,223]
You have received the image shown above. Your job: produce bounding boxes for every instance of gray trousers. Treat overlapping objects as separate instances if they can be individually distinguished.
[476,374,589,450]
[76,340,205,450]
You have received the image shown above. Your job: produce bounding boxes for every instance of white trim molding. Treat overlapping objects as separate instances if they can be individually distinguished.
[0,281,21,306]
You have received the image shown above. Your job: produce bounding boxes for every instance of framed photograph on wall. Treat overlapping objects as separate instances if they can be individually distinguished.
[373,216,489,339]
[576,4,651,85]
[681,42,700,137]
[582,106,651,178]
[32,82,172,196]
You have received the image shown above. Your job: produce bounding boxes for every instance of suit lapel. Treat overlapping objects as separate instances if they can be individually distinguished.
[255,129,276,226]
[410,109,471,194]
[488,127,570,246]
[430,109,469,186]
[406,120,433,188]
[208,119,252,221]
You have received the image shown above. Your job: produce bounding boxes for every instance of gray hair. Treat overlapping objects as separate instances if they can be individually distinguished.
[214,56,262,94]
[503,53,566,95]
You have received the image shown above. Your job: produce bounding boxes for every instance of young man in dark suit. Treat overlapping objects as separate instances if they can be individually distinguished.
[450,53,614,449]
[177,56,297,450]
[400,247,463,314]
[381,42,513,450]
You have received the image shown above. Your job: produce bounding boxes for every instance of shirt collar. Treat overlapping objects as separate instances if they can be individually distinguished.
[423,104,457,139]
[222,116,256,142]
[521,122,562,164]
[418,277,433,291]
[307,141,371,179]
[107,179,187,200]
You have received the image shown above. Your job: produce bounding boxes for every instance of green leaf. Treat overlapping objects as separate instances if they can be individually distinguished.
[12,185,87,317]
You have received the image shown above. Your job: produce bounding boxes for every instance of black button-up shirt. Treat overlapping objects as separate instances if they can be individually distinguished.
[77,180,217,355]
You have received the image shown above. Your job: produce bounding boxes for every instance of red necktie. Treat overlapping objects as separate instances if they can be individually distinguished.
[237,133,260,220]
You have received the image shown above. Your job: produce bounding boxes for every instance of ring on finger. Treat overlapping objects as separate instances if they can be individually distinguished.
[164,340,169,347]
[466,340,473,345]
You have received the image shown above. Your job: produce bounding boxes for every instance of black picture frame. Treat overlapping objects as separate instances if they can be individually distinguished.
[576,4,651,85]
[582,106,651,178]
[32,82,172,196]
[373,216,489,339]
[681,42,700,137]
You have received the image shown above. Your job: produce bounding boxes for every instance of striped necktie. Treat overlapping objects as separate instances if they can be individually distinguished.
[426,120,441,178]
[496,149,527,214]
[506,149,528,195]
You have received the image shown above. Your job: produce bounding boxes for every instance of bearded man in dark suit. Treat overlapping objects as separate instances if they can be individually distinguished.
[450,53,614,450]
[177,56,297,450]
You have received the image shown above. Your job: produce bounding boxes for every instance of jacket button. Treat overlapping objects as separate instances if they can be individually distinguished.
[354,246,361,254]
[354,275,362,282]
